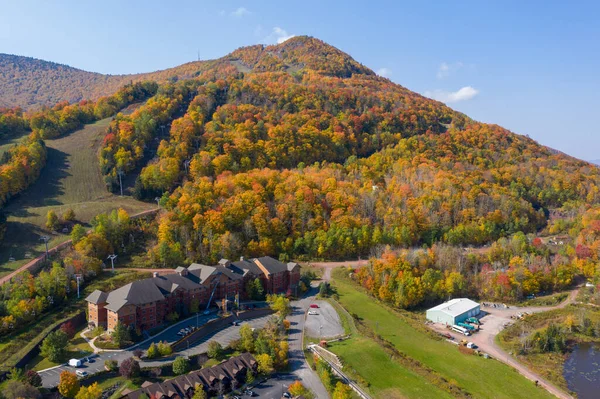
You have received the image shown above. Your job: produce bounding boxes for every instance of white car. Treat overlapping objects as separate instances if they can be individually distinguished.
[75,370,88,378]
[467,342,477,349]
[308,310,318,315]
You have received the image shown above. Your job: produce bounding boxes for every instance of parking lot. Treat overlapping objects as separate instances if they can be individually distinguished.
[304,300,344,339]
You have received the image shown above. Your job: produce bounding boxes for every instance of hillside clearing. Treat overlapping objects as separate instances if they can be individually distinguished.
[0,117,153,277]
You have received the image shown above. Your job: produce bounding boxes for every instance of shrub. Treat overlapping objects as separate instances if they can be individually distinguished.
[60,321,76,338]
[207,341,223,359]
[147,342,160,359]
[173,356,189,375]
[63,208,76,222]
[104,359,118,371]
[157,341,173,356]
[119,357,140,379]
[25,370,42,387]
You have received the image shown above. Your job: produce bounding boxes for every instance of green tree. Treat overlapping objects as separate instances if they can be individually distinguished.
[147,342,159,359]
[63,208,76,222]
[112,322,130,347]
[267,294,291,318]
[333,382,353,399]
[75,382,102,399]
[192,388,208,399]
[46,209,60,230]
[246,369,255,385]
[190,298,200,314]
[256,353,274,375]
[157,341,173,356]
[253,278,265,300]
[239,323,255,352]
[207,340,224,359]
[172,356,189,375]
[71,224,86,245]
[40,330,68,362]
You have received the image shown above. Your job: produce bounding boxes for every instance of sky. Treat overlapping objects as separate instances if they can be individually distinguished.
[0,0,599,160]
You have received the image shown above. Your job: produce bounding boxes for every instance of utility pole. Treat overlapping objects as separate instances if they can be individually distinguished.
[40,236,50,263]
[183,159,190,174]
[117,170,125,196]
[160,125,166,137]
[107,254,118,272]
[154,197,161,208]
[76,275,82,298]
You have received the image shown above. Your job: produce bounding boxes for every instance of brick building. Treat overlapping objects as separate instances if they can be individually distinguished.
[86,256,301,332]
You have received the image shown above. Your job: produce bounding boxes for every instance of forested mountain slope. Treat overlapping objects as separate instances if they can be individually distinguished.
[91,36,600,265]
[0,53,206,109]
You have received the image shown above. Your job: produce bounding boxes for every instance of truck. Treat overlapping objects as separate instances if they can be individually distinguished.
[69,359,82,367]
[457,322,476,331]
[466,317,480,325]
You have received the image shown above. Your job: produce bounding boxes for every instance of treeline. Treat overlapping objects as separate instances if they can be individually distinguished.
[29,81,158,139]
[0,135,47,240]
[0,209,138,335]
[0,108,28,140]
[353,233,577,308]
[99,80,201,193]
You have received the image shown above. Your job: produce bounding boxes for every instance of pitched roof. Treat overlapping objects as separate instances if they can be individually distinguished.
[428,298,479,317]
[230,259,263,277]
[85,289,108,304]
[287,262,300,272]
[188,264,218,283]
[253,256,288,274]
[163,273,204,291]
[105,279,166,311]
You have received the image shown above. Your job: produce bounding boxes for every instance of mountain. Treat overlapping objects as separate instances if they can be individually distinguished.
[0,37,377,110]
[91,36,600,264]
[0,53,207,109]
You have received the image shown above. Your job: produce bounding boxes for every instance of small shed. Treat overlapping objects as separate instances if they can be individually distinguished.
[426,298,480,325]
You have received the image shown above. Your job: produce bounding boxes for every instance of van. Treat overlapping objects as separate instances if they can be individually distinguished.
[69,359,82,367]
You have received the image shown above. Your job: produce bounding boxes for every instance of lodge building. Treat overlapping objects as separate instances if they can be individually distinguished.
[86,256,301,332]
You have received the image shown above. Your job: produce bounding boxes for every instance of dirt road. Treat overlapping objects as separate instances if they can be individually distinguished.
[433,287,580,399]
[308,259,369,281]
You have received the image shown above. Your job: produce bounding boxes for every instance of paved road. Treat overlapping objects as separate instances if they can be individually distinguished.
[39,314,269,388]
[248,373,297,399]
[309,260,369,281]
[287,285,329,399]
[305,300,344,339]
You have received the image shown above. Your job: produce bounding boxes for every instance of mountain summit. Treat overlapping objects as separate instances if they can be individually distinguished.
[0,36,373,109]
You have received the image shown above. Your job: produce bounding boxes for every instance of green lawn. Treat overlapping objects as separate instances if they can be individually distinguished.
[0,117,153,277]
[329,336,453,399]
[331,272,556,399]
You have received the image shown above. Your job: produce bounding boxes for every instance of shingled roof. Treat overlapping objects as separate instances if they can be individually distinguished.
[105,279,166,312]
[85,289,108,304]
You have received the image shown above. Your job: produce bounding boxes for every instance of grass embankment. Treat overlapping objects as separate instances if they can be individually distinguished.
[497,304,600,393]
[0,117,153,277]
[520,292,569,307]
[26,328,93,371]
[0,270,149,369]
[329,269,555,399]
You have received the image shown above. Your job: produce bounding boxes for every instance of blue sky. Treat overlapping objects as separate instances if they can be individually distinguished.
[1,0,599,159]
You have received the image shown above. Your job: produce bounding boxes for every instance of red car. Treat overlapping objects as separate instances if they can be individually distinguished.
[310,304,319,309]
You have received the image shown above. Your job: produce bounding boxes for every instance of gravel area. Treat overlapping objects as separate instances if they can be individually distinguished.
[304,300,344,339]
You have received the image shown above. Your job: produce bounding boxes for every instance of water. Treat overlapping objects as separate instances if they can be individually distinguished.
[563,343,600,399]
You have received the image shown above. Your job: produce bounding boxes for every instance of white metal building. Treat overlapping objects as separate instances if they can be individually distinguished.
[426,298,480,325]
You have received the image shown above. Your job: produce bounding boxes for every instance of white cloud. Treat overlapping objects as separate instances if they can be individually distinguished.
[262,27,296,44]
[424,86,479,103]
[437,61,464,79]
[231,7,251,17]
[376,67,392,78]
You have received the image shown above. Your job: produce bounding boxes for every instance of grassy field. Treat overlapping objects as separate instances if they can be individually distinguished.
[330,270,556,399]
[0,131,28,157]
[0,117,153,277]
[26,328,93,371]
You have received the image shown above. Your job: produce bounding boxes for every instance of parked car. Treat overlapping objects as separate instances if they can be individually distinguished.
[232,321,240,326]
[308,310,318,315]
[244,389,256,396]
[75,370,88,378]
[310,304,319,308]
[283,393,292,398]
[85,356,95,363]
[467,342,478,349]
